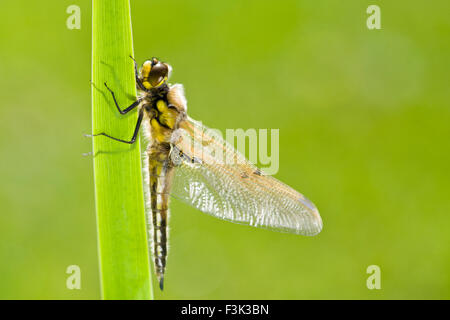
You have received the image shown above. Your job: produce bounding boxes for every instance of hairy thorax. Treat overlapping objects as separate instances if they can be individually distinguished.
[140,84,187,146]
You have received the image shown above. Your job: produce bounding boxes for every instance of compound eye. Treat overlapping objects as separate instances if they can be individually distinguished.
[148,62,168,87]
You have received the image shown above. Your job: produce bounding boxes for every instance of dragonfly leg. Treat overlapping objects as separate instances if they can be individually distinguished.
[86,108,144,144]
[129,55,147,91]
[104,82,141,115]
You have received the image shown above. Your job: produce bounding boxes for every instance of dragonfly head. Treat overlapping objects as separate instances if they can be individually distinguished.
[139,57,171,89]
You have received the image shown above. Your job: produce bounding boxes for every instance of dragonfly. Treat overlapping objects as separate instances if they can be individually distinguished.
[89,57,323,290]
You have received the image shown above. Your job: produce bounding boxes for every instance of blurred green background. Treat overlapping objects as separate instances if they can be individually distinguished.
[0,0,449,299]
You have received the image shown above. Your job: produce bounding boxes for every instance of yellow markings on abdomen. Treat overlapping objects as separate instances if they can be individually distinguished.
[148,150,171,290]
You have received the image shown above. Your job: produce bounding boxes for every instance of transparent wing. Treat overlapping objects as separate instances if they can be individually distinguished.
[168,117,323,236]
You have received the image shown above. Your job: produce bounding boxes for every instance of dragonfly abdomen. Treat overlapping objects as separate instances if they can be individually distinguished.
[148,148,173,291]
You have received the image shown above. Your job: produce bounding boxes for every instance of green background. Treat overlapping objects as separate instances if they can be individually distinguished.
[0,0,449,299]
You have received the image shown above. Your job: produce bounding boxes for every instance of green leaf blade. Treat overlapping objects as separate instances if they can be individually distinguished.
[91,0,152,300]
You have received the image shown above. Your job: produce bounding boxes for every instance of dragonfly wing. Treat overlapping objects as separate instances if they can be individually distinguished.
[168,117,323,236]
